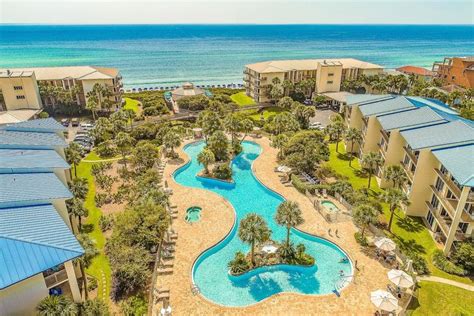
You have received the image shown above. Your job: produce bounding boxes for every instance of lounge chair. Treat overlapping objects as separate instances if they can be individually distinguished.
[322,189,328,198]
[160,259,174,268]
[157,267,174,274]
[155,291,170,301]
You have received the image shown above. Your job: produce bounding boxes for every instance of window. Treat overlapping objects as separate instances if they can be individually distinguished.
[435,177,444,192]
[426,210,435,227]
[458,222,468,233]
[446,190,455,199]
[403,154,410,166]
[13,86,23,90]
[430,194,439,210]
[327,81,333,84]
[16,95,25,100]
[440,208,448,217]
[328,73,334,77]
[440,165,448,175]
[410,163,416,173]
[464,203,473,216]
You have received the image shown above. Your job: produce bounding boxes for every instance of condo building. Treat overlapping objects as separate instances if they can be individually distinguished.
[0,66,123,113]
[243,58,384,103]
[343,95,474,254]
[0,118,84,315]
[432,56,474,89]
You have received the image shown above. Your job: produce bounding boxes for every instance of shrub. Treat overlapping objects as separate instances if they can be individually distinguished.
[354,232,368,246]
[231,141,243,155]
[295,243,315,265]
[119,295,148,316]
[291,174,307,194]
[95,192,112,207]
[87,276,98,291]
[96,141,117,158]
[177,94,210,111]
[452,241,474,273]
[213,163,232,180]
[410,254,429,275]
[99,214,114,232]
[432,250,467,276]
[38,111,50,118]
[228,251,251,274]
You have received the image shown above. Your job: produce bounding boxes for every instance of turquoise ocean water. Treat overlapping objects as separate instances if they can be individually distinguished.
[0,25,473,89]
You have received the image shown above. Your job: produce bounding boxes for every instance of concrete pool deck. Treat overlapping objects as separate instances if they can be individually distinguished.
[155,136,389,315]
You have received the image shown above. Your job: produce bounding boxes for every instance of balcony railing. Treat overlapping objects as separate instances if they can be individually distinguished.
[380,130,389,143]
[44,269,68,288]
[403,146,418,164]
[430,185,457,217]
[435,169,462,199]
[426,201,451,236]
[401,160,414,182]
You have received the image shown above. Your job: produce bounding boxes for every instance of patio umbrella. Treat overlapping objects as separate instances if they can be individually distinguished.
[388,269,414,288]
[370,290,398,312]
[375,237,396,252]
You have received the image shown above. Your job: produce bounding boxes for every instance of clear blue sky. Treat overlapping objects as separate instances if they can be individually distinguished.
[1,0,473,25]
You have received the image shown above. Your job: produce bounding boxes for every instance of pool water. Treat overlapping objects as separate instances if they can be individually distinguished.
[174,141,352,306]
[321,200,340,212]
[185,206,202,223]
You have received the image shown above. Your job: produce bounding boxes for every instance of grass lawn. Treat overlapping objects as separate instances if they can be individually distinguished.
[407,281,474,315]
[76,153,111,301]
[230,91,256,107]
[123,97,141,113]
[325,143,473,286]
[241,106,284,121]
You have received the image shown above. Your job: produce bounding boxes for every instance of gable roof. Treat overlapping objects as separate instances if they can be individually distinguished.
[396,66,435,77]
[400,120,474,150]
[432,145,474,187]
[0,173,72,207]
[0,204,83,289]
[5,118,66,133]
[359,96,415,116]
[1,66,119,81]
[0,149,69,172]
[246,58,383,73]
[0,130,67,149]
[377,106,447,131]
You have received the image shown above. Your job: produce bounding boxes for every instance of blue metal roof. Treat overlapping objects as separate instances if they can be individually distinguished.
[433,145,474,187]
[346,94,394,106]
[0,149,69,173]
[359,96,416,117]
[0,130,67,149]
[0,204,83,289]
[377,106,447,131]
[400,121,474,150]
[0,173,72,207]
[4,118,66,133]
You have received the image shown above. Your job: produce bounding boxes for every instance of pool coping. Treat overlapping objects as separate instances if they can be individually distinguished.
[169,138,356,309]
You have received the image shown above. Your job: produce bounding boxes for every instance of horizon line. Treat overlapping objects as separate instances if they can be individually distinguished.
[1,23,473,26]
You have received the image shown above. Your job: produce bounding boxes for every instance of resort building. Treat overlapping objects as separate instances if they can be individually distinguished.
[395,65,435,81]
[343,95,474,254]
[243,58,384,103]
[0,66,123,112]
[164,82,212,113]
[0,118,84,315]
[432,56,474,89]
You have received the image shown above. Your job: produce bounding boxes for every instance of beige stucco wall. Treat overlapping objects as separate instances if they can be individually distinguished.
[0,273,48,316]
[360,68,384,77]
[362,116,382,154]
[81,78,116,109]
[0,74,42,111]
[406,150,438,216]
[316,64,342,93]
[344,105,364,152]
[379,130,407,188]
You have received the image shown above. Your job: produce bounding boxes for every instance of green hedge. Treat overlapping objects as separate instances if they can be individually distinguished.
[432,250,467,276]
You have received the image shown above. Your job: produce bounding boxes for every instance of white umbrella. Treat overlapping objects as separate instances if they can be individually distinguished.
[371,290,398,312]
[277,165,292,173]
[375,237,396,252]
[388,269,414,288]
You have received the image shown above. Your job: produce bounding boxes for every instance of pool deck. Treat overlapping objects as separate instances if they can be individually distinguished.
[156,136,389,315]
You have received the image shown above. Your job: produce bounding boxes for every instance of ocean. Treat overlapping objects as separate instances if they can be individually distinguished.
[0,25,473,89]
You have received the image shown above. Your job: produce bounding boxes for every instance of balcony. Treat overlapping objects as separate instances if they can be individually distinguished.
[426,201,451,236]
[435,169,462,199]
[380,130,389,143]
[430,185,457,217]
[44,269,69,288]
[403,146,418,164]
[401,160,414,182]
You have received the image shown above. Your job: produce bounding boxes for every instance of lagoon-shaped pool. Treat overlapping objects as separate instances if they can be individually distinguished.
[173,141,352,306]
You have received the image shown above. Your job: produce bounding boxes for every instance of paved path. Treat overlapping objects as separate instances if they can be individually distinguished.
[417,276,474,291]
[81,157,123,163]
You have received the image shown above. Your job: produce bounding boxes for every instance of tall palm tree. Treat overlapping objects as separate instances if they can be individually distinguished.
[37,295,78,316]
[353,204,379,238]
[344,127,363,166]
[224,113,242,144]
[69,177,89,200]
[239,118,254,143]
[238,213,271,266]
[361,152,383,189]
[275,201,304,247]
[197,148,215,174]
[271,134,289,159]
[75,234,98,300]
[384,164,408,189]
[326,121,345,152]
[80,298,110,316]
[382,188,410,232]
[114,131,134,169]
[163,130,181,157]
[67,198,88,231]
[86,96,99,121]
[65,142,83,178]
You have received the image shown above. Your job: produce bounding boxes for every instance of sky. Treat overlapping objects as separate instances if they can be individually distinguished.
[0,0,473,25]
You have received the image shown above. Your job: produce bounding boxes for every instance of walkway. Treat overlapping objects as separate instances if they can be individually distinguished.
[417,276,474,291]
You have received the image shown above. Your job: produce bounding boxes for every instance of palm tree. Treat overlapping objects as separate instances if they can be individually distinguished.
[277,96,294,109]
[86,96,99,121]
[80,298,110,316]
[197,148,215,174]
[326,121,345,152]
[238,213,271,266]
[69,177,89,200]
[37,295,78,316]
[271,134,289,159]
[123,108,137,130]
[382,188,410,232]
[65,142,83,178]
[384,164,408,189]
[75,234,99,300]
[239,118,254,143]
[114,131,134,169]
[275,201,304,247]
[353,204,379,238]
[224,113,242,144]
[361,152,383,189]
[68,198,88,231]
[344,128,363,167]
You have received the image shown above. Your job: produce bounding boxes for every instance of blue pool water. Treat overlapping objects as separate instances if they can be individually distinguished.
[174,141,352,306]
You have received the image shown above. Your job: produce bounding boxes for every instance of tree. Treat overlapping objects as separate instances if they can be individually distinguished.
[90,117,113,144]
[269,77,283,102]
[326,120,345,152]
[269,112,300,135]
[361,152,383,189]
[224,113,242,144]
[68,198,88,230]
[132,141,160,174]
[277,96,294,109]
[453,241,474,273]
[86,96,99,121]
[384,164,408,189]
[162,130,181,157]
[81,299,110,316]
[344,128,363,167]
[284,130,329,173]
[115,132,134,169]
[353,204,379,238]
[239,118,254,143]
[37,295,78,316]
[75,234,99,299]
[197,110,223,142]
[291,103,315,129]
[275,201,304,247]
[69,177,89,200]
[197,148,215,174]
[238,213,271,266]
[122,108,137,130]
[271,134,289,159]
[207,130,229,161]
[382,188,410,232]
[65,142,83,178]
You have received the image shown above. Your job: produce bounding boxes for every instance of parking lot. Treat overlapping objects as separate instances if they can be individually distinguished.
[309,109,336,128]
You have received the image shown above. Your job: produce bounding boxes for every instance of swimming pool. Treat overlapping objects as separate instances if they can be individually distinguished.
[173,141,352,306]
[185,206,202,223]
[321,200,340,213]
